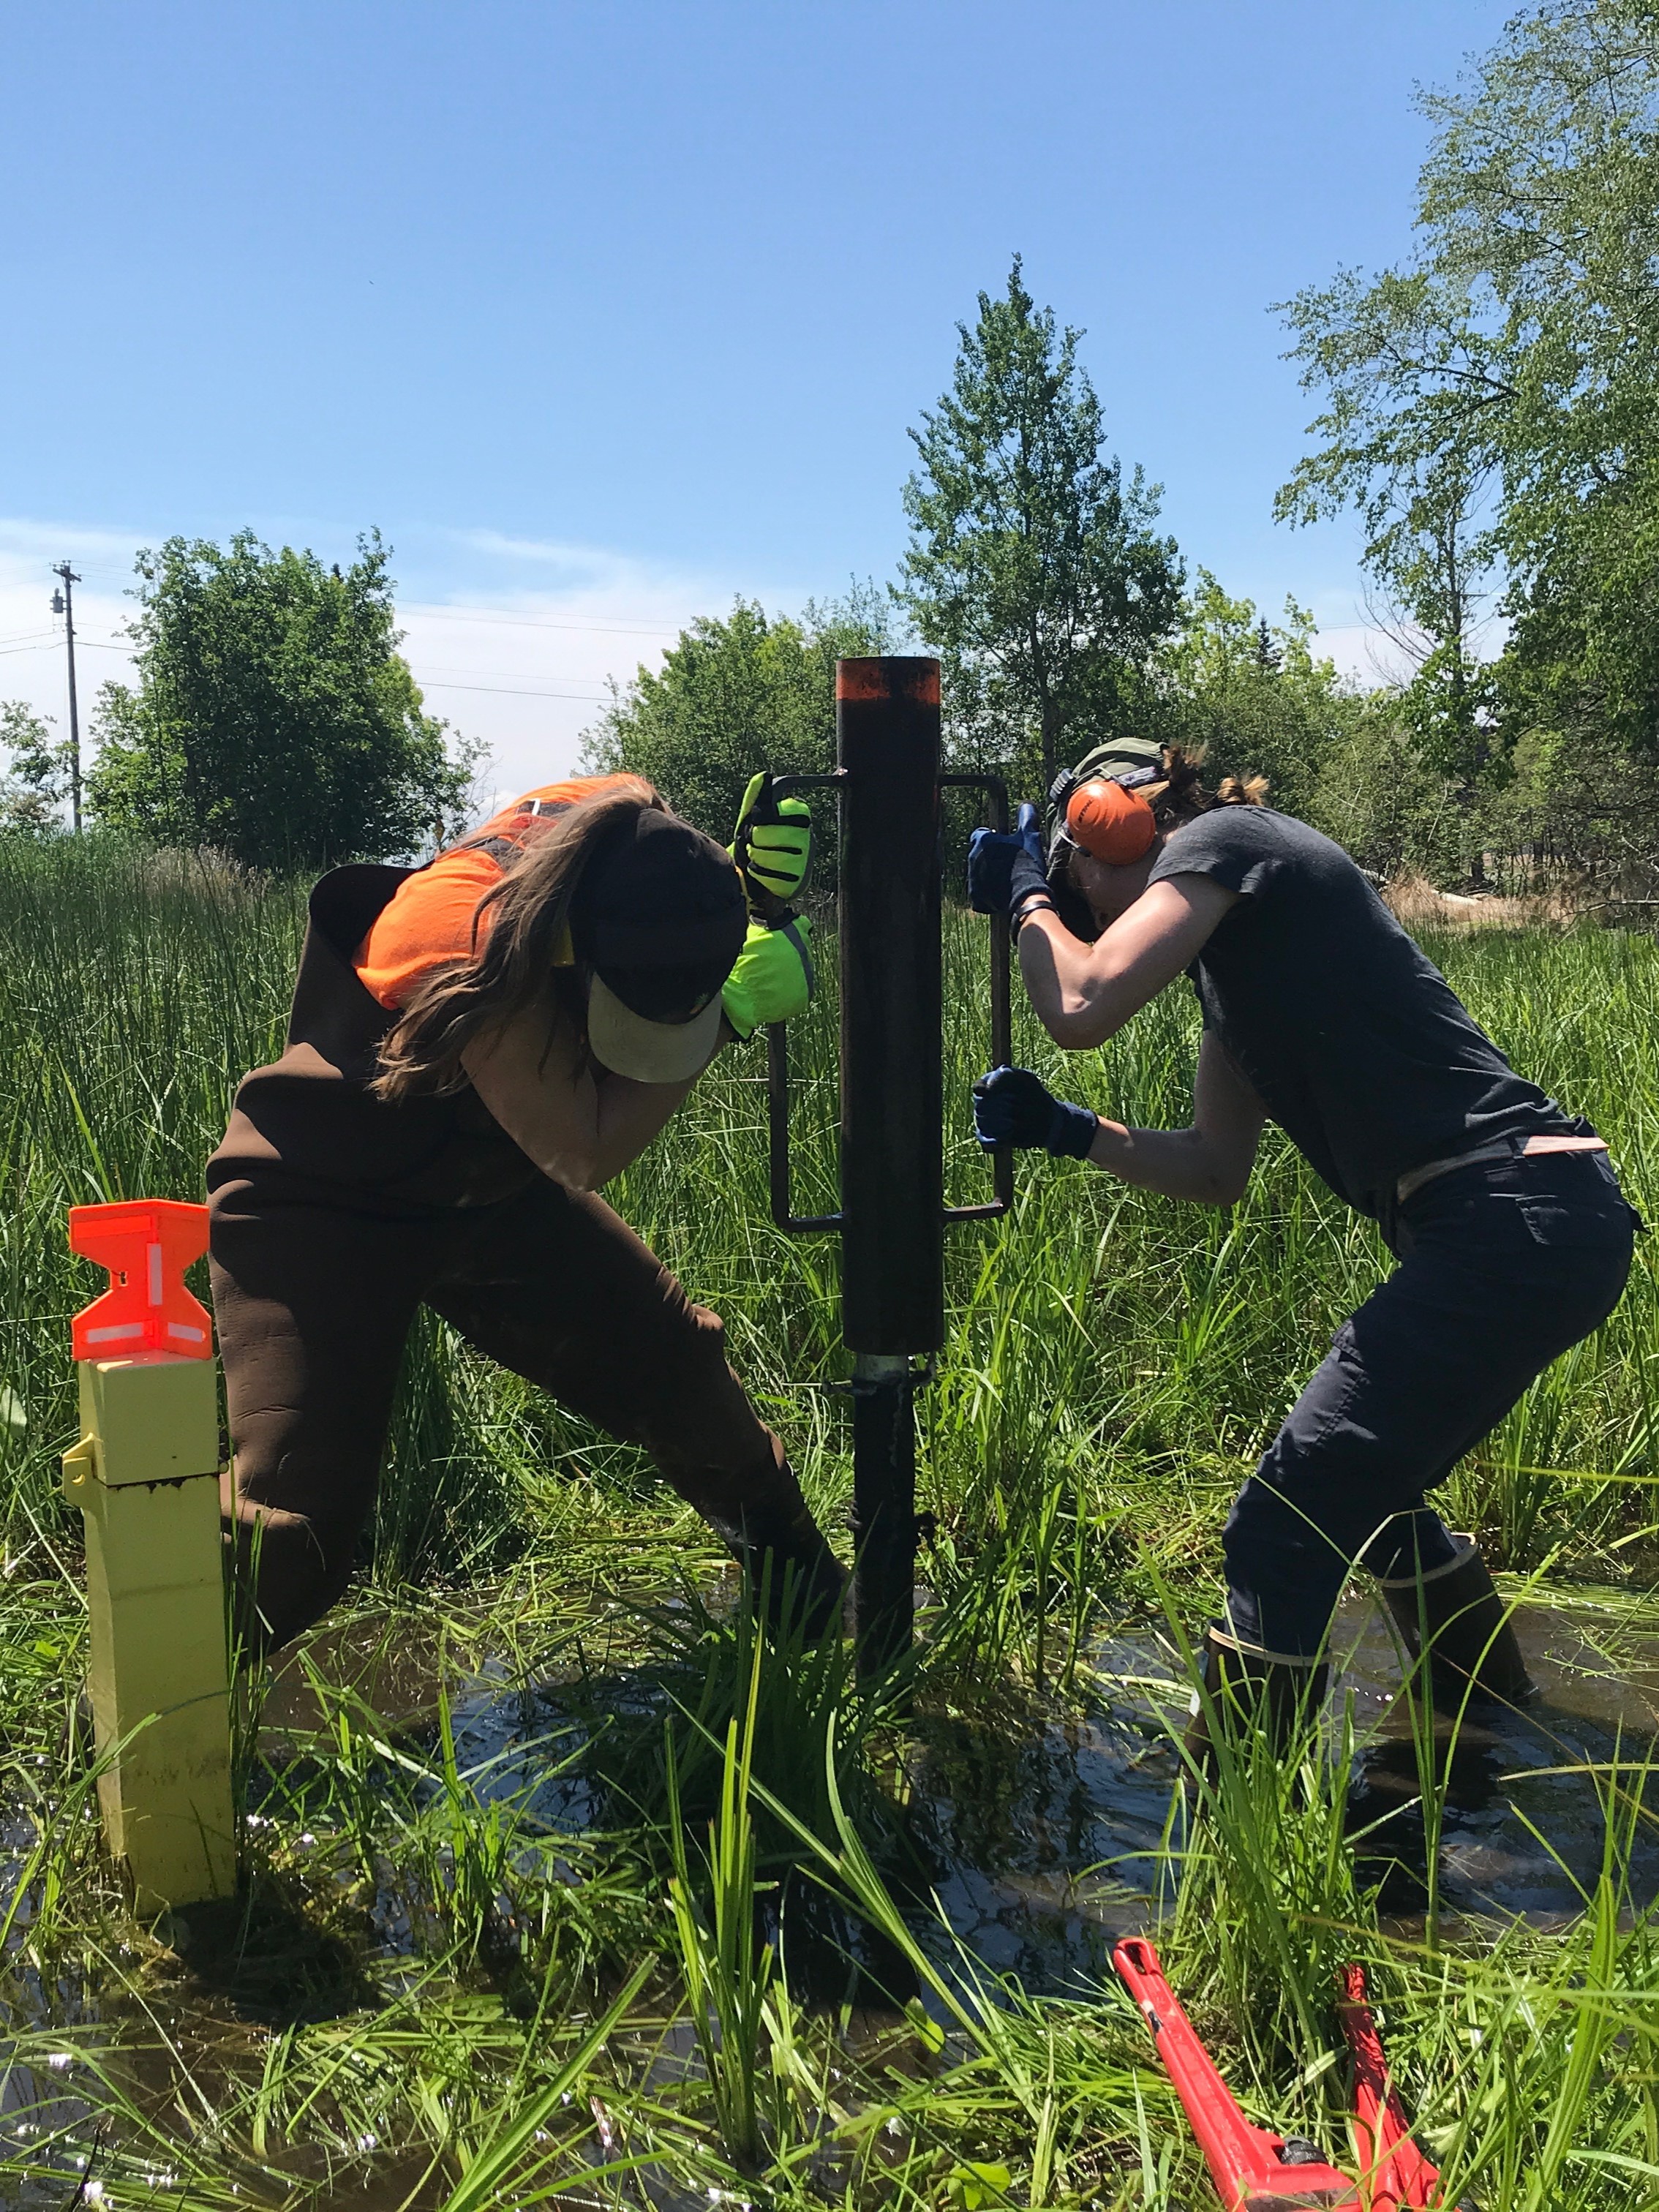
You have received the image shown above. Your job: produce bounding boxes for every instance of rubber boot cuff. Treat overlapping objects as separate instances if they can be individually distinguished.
[699,1467,846,1641]
[1379,1534,1534,1707]
[1184,1625,1330,1770]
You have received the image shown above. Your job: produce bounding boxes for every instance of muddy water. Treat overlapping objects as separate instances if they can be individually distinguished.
[2,1587,1655,2210]
[290,1584,1659,1998]
[914,1588,1659,1987]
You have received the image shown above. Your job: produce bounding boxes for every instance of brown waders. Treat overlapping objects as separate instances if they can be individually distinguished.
[208,863,842,1653]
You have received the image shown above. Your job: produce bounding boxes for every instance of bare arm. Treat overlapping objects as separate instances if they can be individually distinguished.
[1017,875,1239,1050]
[461,994,715,1192]
[1082,1029,1266,1205]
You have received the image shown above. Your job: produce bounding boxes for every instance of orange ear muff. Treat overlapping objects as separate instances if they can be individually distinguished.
[1066,778,1157,865]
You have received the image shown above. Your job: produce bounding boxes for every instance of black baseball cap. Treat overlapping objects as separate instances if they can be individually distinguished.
[571,808,747,1081]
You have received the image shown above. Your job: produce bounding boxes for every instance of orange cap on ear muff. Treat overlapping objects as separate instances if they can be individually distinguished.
[1066,778,1156,865]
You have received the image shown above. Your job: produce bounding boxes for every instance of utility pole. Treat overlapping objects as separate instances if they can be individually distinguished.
[50,563,83,832]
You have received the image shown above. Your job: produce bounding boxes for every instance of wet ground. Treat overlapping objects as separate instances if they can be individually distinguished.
[260,1581,1659,1998]
[1,1584,1655,2208]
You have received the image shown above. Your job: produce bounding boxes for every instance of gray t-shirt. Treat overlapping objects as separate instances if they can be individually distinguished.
[1147,807,1581,1222]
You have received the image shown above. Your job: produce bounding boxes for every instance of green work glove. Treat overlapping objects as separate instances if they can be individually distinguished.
[731,772,813,915]
[722,917,814,1038]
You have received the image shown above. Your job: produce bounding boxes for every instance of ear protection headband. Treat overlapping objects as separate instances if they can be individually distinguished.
[1065,775,1159,865]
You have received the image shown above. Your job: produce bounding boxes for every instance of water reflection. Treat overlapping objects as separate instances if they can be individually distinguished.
[304,1585,1659,1995]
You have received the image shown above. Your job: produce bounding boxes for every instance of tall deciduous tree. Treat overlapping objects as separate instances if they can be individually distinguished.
[90,532,475,870]
[1166,576,1364,821]
[1276,1,1659,767]
[582,588,894,844]
[0,701,72,830]
[897,259,1184,792]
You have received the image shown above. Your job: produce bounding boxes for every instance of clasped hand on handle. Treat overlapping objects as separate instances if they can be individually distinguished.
[966,802,1047,916]
[731,771,813,918]
[723,773,816,1038]
[972,1065,1098,1160]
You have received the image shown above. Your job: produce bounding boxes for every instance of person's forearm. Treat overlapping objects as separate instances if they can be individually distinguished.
[580,1068,699,1187]
[1016,905,1189,1049]
[1016,910,1142,1047]
[1086,1118,1252,1206]
[463,1010,701,1192]
[1013,879,1240,1050]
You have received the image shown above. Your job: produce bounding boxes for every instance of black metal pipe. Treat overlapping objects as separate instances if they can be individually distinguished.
[838,658,944,1353]
[836,658,942,1675]
[848,1355,918,1679]
[764,672,1016,1676]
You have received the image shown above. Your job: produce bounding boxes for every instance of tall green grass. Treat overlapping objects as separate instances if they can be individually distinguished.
[0,831,1652,2206]
[1,832,1653,1596]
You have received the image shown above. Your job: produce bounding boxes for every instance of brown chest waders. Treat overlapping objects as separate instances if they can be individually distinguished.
[208,865,840,1651]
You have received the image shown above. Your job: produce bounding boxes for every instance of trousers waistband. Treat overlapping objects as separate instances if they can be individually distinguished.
[1396,1132,1609,1209]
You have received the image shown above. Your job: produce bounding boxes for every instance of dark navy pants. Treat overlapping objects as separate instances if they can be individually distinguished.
[1222,1149,1638,1657]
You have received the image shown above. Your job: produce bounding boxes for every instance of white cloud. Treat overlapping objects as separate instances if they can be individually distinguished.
[392,534,784,803]
[1,514,1425,825]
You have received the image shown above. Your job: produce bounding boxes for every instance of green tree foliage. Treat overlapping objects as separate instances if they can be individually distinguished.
[581,589,894,842]
[1165,576,1366,819]
[89,532,474,870]
[1277,1,1659,769]
[0,702,72,831]
[896,258,1184,793]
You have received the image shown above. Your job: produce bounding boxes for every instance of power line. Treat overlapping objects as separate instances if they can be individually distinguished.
[408,656,616,683]
[415,678,609,701]
[9,632,620,701]
[17,585,686,640]
[405,606,679,638]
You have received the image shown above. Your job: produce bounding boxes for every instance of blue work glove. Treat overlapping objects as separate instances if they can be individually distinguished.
[973,1064,1099,1160]
[967,802,1047,915]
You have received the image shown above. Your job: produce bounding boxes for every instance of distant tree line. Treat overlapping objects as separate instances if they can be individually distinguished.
[599,4,1659,917]
[3,4,1652,915]
[1274,0,1659,911]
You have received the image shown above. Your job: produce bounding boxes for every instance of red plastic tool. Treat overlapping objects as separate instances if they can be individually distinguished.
[68,1199,214,1361]
[1338,1965,1449,2212]
[1113,1938,1450,2211]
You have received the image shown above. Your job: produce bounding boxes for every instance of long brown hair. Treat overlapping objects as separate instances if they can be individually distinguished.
[372,775,665,1102]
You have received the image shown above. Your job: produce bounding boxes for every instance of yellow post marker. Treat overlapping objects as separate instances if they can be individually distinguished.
[61,1200,235,1914]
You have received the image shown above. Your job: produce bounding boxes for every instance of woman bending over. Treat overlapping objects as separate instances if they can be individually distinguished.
[969,742,1636,1739]
[209,773,840,1649]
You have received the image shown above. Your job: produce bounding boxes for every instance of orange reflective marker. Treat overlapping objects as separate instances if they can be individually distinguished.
[68,1198,213,1361]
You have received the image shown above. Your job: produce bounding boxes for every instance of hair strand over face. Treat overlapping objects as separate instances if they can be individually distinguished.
[371,775,665,1102]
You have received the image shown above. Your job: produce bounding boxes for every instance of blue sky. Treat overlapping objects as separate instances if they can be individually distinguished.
[1,0,1511,794]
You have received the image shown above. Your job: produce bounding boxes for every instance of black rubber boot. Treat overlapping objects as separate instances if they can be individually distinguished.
[1184,1625,1330,1772]
[1378,1535,1533,1708]
[738,1517,846,1640]
[697,1463,846,1640]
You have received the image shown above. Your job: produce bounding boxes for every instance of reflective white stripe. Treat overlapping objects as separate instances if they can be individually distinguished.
[147,1242,163,1306]
[86,1323,143,1343]
[165,1323,207,1344]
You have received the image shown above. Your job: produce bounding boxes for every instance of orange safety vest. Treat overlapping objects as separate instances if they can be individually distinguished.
[354,775,642,1009]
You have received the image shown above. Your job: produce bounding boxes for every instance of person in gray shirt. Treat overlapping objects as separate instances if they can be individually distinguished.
[968,740,1636,1756]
